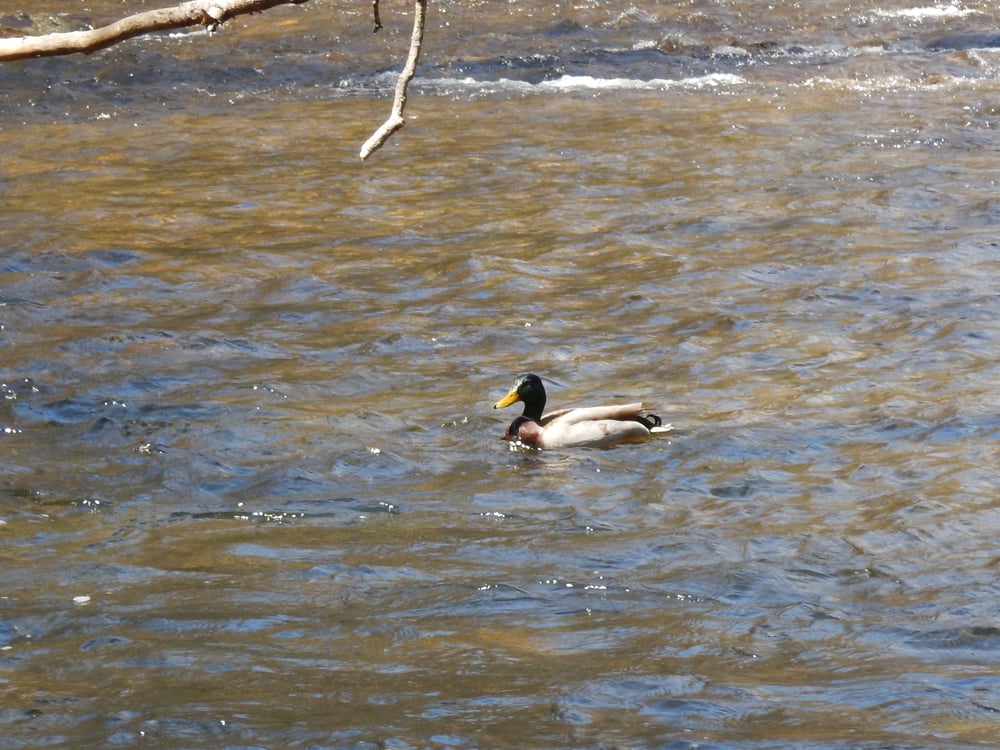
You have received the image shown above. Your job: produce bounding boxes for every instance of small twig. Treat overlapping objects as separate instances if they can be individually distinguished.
[359,0,427,160]
[372,0,382,32]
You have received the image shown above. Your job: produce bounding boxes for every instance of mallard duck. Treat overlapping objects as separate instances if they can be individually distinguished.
[493,373,671,450]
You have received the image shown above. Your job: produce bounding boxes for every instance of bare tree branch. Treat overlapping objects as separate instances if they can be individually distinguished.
[0,0,427,159]
[359,0,427,160]
[0,0,309,62]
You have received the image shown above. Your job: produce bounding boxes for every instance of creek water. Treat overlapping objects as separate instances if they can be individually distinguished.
[2,1,1000,747]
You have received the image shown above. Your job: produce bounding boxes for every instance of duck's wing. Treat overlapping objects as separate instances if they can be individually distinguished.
[537,407,574,425]
[538,417,656,449]
[540,403,647,426]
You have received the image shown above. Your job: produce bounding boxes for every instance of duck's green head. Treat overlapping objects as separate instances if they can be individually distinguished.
[493,373,546,419]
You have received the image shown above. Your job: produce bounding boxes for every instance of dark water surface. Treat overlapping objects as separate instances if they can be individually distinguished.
[3,1,1000,747]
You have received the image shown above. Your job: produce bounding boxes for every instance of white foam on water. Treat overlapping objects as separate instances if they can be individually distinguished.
[537,72,747,91]
[414,72,747,96]
[871,3,975,21]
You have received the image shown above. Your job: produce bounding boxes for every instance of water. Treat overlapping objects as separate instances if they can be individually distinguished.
[2,1,1000,747]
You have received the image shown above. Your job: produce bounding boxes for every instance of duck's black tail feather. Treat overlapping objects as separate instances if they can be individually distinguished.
[636,413,662,429]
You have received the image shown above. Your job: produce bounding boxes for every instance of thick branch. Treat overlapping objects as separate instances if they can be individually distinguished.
[359,0,427,160]
[0,0,309,62]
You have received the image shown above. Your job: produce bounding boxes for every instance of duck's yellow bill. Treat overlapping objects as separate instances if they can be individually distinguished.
[493,389,521,409]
